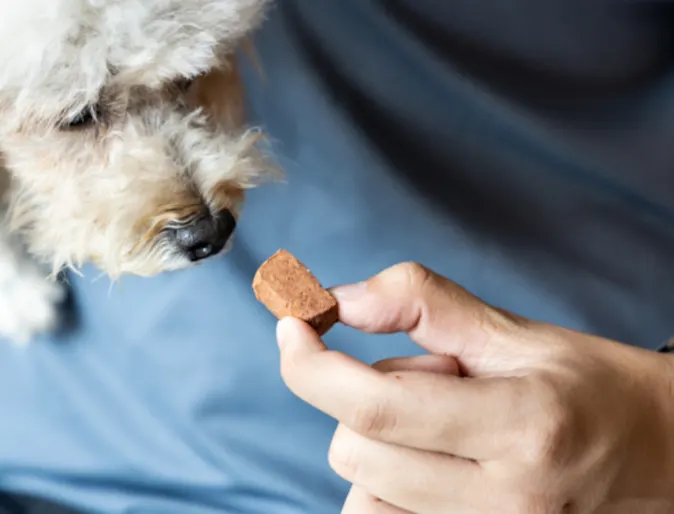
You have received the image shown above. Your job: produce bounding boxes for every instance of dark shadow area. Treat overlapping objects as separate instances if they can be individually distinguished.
[52,272,81,339]
[383,0,674,104]
[0,492,84,514]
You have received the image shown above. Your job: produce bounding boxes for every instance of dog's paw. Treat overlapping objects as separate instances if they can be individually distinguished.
[0,259,66,345]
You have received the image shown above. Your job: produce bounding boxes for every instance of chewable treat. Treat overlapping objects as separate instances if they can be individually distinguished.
[253,249,338,335]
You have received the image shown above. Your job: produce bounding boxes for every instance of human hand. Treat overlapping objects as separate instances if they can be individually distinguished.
[276,262,674,514]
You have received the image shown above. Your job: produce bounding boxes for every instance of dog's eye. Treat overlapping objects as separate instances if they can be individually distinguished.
[176,72,206,93]
[176,77,196,92]
[63,105,100,130]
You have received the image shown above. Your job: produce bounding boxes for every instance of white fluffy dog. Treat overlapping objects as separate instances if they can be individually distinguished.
[0,0,274,343]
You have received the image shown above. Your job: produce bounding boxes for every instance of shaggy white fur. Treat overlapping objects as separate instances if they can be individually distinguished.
[0,0,274,343]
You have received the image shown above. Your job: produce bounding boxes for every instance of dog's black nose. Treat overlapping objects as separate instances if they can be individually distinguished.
[172,210,236,262]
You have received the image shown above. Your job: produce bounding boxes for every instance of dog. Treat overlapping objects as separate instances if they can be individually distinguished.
[0,0,275,344]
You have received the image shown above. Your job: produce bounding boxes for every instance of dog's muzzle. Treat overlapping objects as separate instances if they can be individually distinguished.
[169,210,236,262]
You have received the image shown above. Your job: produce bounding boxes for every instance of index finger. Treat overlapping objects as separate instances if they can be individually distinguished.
[277,316,523,460]
[277,316,401,423]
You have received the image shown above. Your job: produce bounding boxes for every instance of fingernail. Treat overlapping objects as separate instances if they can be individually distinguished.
[330,281,368,301]
[276,316,301,349]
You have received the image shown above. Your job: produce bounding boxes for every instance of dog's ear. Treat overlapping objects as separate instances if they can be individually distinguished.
[185,55,245,129]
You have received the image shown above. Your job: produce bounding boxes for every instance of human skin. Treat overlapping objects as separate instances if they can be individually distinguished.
[276,262,674,514]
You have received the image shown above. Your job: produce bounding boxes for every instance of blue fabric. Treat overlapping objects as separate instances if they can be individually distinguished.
[0,492,79,514]
[1,1,673,513]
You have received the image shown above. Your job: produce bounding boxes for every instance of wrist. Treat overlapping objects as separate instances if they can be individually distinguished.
[653,353,674,498]
[612,348,674,504]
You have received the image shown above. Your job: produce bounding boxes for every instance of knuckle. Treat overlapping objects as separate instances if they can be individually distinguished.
[348,396,398,439]
[522,377,572,466]
[327,432,358,480]
[389,261,433,292]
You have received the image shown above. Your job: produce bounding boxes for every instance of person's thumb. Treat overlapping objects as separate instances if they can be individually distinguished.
[331,262,526,376]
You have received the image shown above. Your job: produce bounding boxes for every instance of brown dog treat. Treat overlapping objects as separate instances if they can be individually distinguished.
[253,249,338,335]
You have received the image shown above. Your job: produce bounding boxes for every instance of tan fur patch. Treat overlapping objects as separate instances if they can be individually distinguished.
[187,57,245,130]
